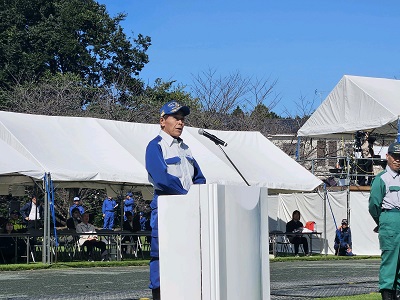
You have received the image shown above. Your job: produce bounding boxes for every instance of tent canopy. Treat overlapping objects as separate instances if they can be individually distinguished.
[0,111,321,192]
[297,75,400,138]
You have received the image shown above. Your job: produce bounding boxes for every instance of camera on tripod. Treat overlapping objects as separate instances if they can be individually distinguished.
[354,131,366,156]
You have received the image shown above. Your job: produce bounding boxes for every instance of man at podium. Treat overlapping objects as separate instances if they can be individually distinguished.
[145,100,207,300]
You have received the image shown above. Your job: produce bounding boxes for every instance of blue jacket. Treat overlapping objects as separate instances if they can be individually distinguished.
[146,134,206,203]
[102,198,116,214]
[140,216,148,231]
[20,201,44,224]
[124,197,135,213]
[145,133,206,236]
[69,204,85,216]
[334,226,352,248]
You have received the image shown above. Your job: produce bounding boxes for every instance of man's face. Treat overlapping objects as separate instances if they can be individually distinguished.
[32,197,37,204]
[10,212,18,220]
[73,211,81,219]
[160,112,185,138]
[82,214,89,223]
[386,153,400,172]
[293,212,300,221]
[5,223,13,232]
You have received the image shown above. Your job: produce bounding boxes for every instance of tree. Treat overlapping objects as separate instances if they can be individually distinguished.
[0,0,151,95]
[0,72,102,116]
[189,68,281,132]
[86,78,198,124]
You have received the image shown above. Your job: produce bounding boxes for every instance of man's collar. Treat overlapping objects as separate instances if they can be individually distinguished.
[386,166,400,178]
[159,130,182,146]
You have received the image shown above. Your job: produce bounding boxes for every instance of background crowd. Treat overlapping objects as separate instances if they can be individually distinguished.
[0,191,151,263]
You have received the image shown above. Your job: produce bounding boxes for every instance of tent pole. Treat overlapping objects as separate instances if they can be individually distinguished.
[397,117,400,143]
[323,184,327,256]
[347,185,351,225]
[42,174,48,263]
[296,137,301,161]
[42,173,52,264]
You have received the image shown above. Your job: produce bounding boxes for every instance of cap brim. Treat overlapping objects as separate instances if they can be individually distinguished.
[162,106,190,117]
[178,106,190,116]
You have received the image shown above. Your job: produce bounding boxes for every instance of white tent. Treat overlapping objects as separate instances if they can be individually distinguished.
[268,190,379,255]
[0,110,322,192]
[298,75,400,138]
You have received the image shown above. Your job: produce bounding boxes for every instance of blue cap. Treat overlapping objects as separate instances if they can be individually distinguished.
[126,192,133,197]
[160,100,190,117]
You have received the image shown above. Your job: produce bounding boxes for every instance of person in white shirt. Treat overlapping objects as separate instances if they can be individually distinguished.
[20,195,43,230]
[76,213,108,262]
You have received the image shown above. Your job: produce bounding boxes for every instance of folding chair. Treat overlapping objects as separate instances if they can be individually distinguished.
[122,235,143,259]
[269,231,293,256]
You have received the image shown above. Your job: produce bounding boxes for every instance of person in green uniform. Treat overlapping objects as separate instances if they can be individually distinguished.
[369,142,400,300]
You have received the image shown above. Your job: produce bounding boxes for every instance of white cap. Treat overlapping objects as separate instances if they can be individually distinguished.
[73,197,80,201]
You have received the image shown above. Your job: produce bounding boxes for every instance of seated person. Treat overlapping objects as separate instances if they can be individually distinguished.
[286,210,309,256]
[76,213,109,262]
[9,209,27,233]
[123,211,141,233]
[0,221,26,264]
[122,211,141,255]
[334,219,353,256]
[66,208,82,230]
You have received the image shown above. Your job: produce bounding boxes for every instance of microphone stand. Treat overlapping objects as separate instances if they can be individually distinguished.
[216,144,250,186]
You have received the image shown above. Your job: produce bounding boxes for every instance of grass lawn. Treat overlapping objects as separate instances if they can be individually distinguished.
[316,293,381,300]
[0,255,381,299]
[0,259,150,271]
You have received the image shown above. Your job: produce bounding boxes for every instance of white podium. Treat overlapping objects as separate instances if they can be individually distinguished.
[158,184,270,300]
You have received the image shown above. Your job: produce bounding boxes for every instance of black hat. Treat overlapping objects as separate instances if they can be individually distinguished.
[341,219,348,225]
[10,209,20,215]
[388,142,400,154]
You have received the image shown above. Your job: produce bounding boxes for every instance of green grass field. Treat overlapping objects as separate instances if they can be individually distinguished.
[0,255,382,299]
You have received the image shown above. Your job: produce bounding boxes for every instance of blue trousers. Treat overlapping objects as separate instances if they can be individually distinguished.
[103,212,114,230]
[149,208,159,289]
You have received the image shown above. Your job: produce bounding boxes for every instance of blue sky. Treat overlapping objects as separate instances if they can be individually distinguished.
[97,0,399,116]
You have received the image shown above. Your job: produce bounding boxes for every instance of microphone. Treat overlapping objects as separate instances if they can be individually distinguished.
[198,129,228,147]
